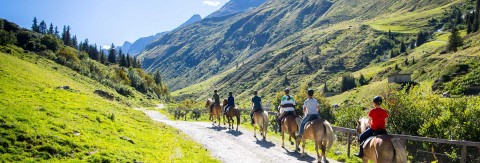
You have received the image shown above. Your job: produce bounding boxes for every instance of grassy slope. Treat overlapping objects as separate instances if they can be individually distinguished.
[0,50,217,162]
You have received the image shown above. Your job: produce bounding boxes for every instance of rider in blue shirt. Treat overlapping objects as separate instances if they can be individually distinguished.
[224,92,235,115]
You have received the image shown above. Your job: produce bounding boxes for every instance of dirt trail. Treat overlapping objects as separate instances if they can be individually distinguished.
[139,109,340,163]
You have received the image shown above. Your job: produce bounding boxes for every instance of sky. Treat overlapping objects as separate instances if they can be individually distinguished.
[0,0,228,48]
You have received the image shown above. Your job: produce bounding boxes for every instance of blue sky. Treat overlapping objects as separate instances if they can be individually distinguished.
[0,0,228,48]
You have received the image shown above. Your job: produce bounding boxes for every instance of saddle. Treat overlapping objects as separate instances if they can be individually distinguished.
[361,129,388,148]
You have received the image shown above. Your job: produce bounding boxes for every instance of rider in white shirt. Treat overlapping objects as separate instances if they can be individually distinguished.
[297,89,320,138]
[277,88,296,132]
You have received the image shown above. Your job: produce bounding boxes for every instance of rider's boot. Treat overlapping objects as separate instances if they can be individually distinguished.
[354,146,364,158]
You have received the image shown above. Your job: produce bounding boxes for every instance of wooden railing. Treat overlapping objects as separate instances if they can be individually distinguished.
[331,126,480,163]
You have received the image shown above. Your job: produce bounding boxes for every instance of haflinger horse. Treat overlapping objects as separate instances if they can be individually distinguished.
[222,99,240,131]
[252,109,269,140]
[300,118,335,163]
[279,106,302,151]
[205,99,222,126]
[356,118,408,163]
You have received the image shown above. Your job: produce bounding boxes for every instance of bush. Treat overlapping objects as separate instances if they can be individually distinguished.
[57,46,79,63]
[0,30,16,45]
[40,34,62,51]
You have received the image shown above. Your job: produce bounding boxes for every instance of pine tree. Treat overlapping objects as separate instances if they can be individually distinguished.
[99,47,107,64]
[390,50,395,58]
[412,57,415,64]
[474,15,479,33]
[276,67,281,75]
[359,73,368,86]
[126,54,131,67]
[39,20,47,34]
[71,35,78,49]
[32,17,39,32]
[283,75,289,86]
[154,70,163,87]
[395,63,400,70]
[400,41,407,53]
[119,49,127,67]
[404,58,409,66]
[107,44,117,63]
[48,23,54,34]
[388,29,393,39]
[323,82,328,92]
[447,27,463,52]
[416,30,428,47]
[54,26,59,38]
[133,57,138,68]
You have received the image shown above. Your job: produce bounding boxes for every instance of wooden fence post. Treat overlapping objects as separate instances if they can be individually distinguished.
[347,133,351,158]
[461,145,467,163]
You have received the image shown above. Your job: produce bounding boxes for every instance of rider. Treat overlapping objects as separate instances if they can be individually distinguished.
[224,92,235,115]
[277,88,296,132]
[250,90,263,124]
[210,90,220,113]
[354,96,389,158]
[296,89,320,138]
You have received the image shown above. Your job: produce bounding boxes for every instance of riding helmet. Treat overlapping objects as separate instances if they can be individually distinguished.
[373,96,383,104]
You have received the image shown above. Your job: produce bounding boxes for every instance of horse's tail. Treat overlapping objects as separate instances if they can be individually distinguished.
[262,111,269,132]
[323,120,335,150]
[236,109,240,126]
[392,138,408,163]
[295,117,302,134]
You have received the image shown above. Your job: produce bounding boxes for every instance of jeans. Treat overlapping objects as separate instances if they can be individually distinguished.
[298,114,320,136]
[358,128,375,143]
[250,108,263,124]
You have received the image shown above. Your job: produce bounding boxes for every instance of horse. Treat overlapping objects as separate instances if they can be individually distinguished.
[205,99,222,126]
[222,99,240,131]
[356,118,408,163]
[280,108,302,151]
[252,110,269,140]
[300,118,335,163]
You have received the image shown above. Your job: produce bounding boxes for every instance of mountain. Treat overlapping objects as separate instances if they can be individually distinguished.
[115,41,132,53]
[138,0,477,103]
[206,0,267,18]
[176,14,202,29]
[118,14,203,56]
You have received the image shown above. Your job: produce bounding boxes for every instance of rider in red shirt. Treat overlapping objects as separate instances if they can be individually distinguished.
[354,96,389,158]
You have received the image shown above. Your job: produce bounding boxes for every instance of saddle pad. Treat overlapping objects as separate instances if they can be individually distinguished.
[391,138,405,150]
[362,136,376,148]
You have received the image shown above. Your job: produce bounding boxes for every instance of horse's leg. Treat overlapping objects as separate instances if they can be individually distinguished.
[281,130,285,148]
[301,139,306,157]
[315,142,319,161]
[295,135,300,152]
[236,114,240,131]
[253,125,257,138]
[321,144,327,163]
[218,115,221,127]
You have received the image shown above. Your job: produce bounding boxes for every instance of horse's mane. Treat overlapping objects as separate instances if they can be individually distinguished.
[359,117,370,130]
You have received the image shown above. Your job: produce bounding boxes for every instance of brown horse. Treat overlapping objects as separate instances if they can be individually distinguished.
[356,118,407,163]
[253,110,269,140]
[205,99,222,126]
[222,99,240,131]
[281,112,302,151]
[300,118,335,163]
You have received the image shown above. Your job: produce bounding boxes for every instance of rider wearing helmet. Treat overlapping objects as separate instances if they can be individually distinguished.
[296,89,320,138]
[250,90,263,124]
[276,88,296,132]
[224,92,235,115]
[354,96,389,158]
[210,90,220,113]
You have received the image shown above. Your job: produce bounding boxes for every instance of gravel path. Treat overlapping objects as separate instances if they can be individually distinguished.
[140,109,341,163]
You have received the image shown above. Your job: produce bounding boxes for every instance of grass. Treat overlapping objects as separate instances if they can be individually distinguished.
[0,50,218,162]
[367,0,461,33]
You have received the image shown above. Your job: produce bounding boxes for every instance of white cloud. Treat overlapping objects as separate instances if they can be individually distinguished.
[101,45,111,49]
[203,0,221,6]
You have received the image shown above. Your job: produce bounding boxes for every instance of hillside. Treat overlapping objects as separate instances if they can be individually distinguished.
[0,45,217,162]
[206,0,267,18]
[138,0,474,104]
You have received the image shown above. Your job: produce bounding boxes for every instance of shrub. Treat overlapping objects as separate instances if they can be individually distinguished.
[57,46,79,63]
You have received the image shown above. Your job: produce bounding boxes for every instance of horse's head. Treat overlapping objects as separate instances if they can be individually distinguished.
[205,99,212,108]
[356,118,370,134]
[222,98,228,106]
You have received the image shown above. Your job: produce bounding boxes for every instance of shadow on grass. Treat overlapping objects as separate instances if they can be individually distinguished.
[283,147,318,162]
[226,130,243,137]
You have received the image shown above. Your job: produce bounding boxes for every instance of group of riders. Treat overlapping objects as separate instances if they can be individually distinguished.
[208,88,389,159]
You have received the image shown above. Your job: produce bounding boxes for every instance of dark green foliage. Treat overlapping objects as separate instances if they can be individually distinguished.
[358,73,368,86]
[323,82,328,92]
[404,58,409,66]
[0,30,16,45]
[340,74,356,92]
[416,30,429,47]
[154,70,163,87]
[31,17,39,32]
[40,35,62,51]
[395,63,400,70]
[47,23,54,34]
[283,75,289,86]
[107,44,116,64]
[400,41,406,53]
[39,20,47,34]
[447,27,463,52]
